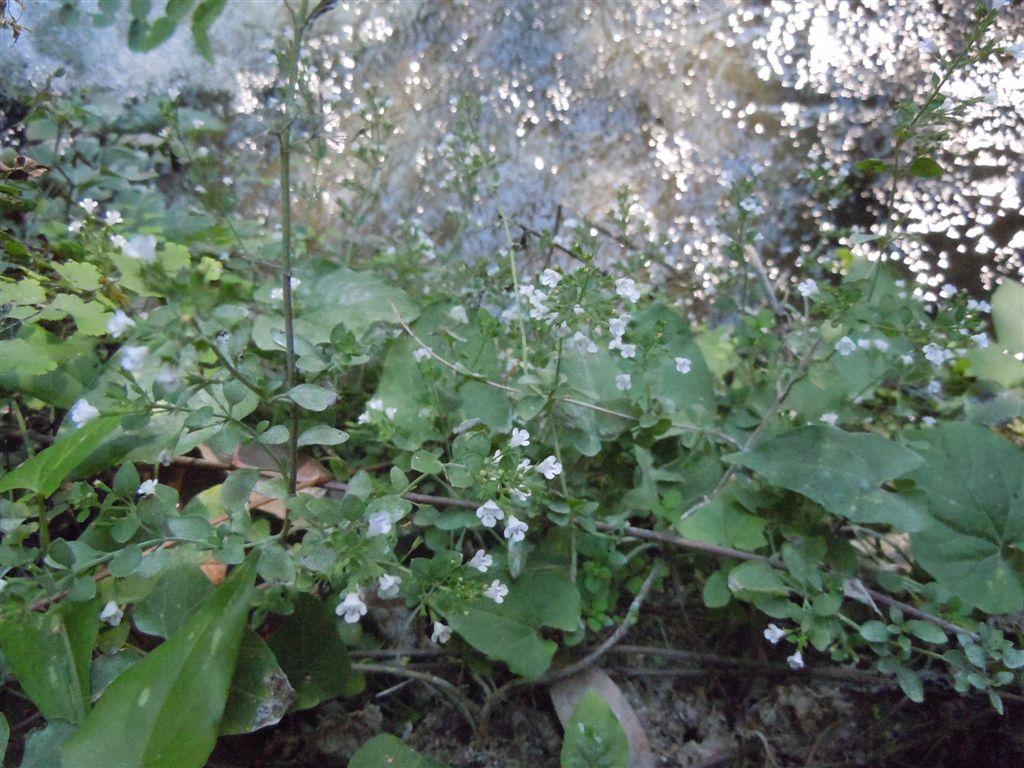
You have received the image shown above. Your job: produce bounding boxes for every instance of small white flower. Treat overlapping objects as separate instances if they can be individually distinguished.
[384,406,397,420]
[967,299,992,313]
[939,283,958,299]
[377,573,402,599]
[270,287,284,300]
[675,357,692,374]
[335,592,367,623]
[922,343,947,366]
[517,458,532,473]
[431,621,452,644]
[820,412,839,426]
[618,343,637,359]
[510,487,532,503]
[484,579,509,604]
[100,600,123,627]
[357,412,371,424]
[857,338,872,350]
[137,479,158,497]
[368,511,392,536]
[921,415,937,426]
[872,339,890,352]
[971,332,990,349]
[615,277,641,303]
[124,234,157,263]
[510,427,531,448]
[787,651,804,670]
[608,316,629,338]
[615,373,632,391]
[739,196,764,215]
[476,499,505,528]
[104,210,123,226]
[216,330,231,349]
[191,118,205,129]
[79,198,99,215]
[70,399,100,428]
[536,455,563,479]
[107,310,135,338]
[68,219,83,233]
[796,279,819,298]
[835,336,857,356]
[919,37,937,55]
[413,347,432,362]
[449,305,469,324]
[504,515,529,543]
[469,549,492,573]
[120,345,148,372]
[926,379,943,397]
[110,234,128,251]
[900,353,914,365]
[368,399,384,411]
[540,268,562,288]
[764,624,786,644]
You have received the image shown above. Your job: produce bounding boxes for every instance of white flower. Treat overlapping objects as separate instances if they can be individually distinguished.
[971,332,990,349]
[100,600,123,627]
[820,412,839,426]
[926,380,943,397]
[536,455,563,479]
[270,287,284,300]
[608,316,629,338]
[615,277,641,303]
[377,573,402,599]
[413,346,432,362]
[510,487,531,504]
[449,305,469,324]
[572,332,598,354]
[517,458,532,473]
[739,196,764,215]
[335,592,367,623]
[137,479,158,497]
[104,210,123,226]
[504,515,529,543]
[68,219,83,233]
[469,549,492,573]
[484,579,509,604]
[510,427,530,448]
[368,511,392,536]
[922,343,948,366]
[617,343,637,359]
[615,373,632,391]
[107,310,135,338]
[79,198,99,215]
[120,345,148,372]
[857,338,872,350]
[900,353,914,365]
[0,578,6,593]
[124,234,157,263]
[216,330,231,349]
[476,499,505,528]
[939,283,958,299]
[357,412,371,424]
[540,268,562,288]
[110,234,128,251]
[431,621,452,644]
[70,399,100,428]
[835,336,857,356]
[191,118,205,129]
[155,366,180,389]
[872,339,890,352]
[786,651,805,670]
[368,399,384,411]
[1008,43,1024,61]
[919,37,937,55]
[675,357,692,374]
[967,299,992,313]
[384,406,397,420]
[796,279,819,298]
[922,415,937,426]
[764,624,786,644]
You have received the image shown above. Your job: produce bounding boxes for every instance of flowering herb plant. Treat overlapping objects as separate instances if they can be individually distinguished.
[0,2,1022,766]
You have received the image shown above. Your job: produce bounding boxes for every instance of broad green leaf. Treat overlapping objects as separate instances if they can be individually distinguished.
[296,425,349,447]
[441,569,581,679]
[20,720,77,768]
[0,337,58,375]
[411,450,444,475]
[556,346,629,457]
[133,560,214,638]
[905,620,946,645]
[907,423,1024,613]
[724,426,927,531]
[299,265,419,337]
[856,158,889,173]
[859,620,891,643]
[675,494,766,551]
[0,415,119,498]
[54,261,102,291]
[62,555,258,768]
[702,570,731,608]
[907,156,943,178]
[726,561,790,596]
[220,629,297,735]
[266,593,361,711]
[49,293,109,336]
[560,689,631,768]
[896,666,924,703]
[287,383,337,411]
[349,734,452,768]
[968,280,1024,387]
[373,335,442,451]
[0,597,100,724]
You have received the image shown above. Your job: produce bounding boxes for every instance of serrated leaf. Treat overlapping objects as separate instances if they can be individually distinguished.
[62,555,257,768]
[724,426,927,531]
[0,415,119,498]
[560,689,631,768]
[349,735,452,768]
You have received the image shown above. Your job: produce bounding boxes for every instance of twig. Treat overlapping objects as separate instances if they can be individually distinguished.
[352,661,479,730]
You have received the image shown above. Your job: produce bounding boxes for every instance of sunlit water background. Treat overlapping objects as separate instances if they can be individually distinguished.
[4,0,1023,300]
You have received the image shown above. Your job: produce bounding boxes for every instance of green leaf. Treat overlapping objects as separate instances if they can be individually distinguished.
[856,158,890,174]
[859,620,891,643]
[560,689,631,768]
[20,720,77,768]
[0,337,59,376]
[896,666,924,703]
[166,0,197,21]
[702,570,731,608]
[191,0,226,62]
[220,628,297,736]
[968,280,1024,387]
[0,712,7,767]
[49,293,109,336]
[54,261,103,291]
[441,569,581,679]
[726,561,790,596]
[907,423,1024,613]
[905,620,947,645]
[296,425,349,447]
[675,494,766,551]
[300,265,419,337]
[907,156,944,178]
[0,597,100,723]
[411,450,444,475]
[0,415,120,498]
[61,555,258,768]
[724,426,927,531]
[287,384,338,412]
[349,734,451,768]
[133,560,214,638]
[266,593,360,711]
[143,15,178,48]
